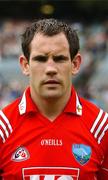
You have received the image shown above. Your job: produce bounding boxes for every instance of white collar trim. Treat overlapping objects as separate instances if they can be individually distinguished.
[76,93,82,116]
[19,90,26,115]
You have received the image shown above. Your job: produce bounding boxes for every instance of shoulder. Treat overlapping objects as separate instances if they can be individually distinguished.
[79,96,101,127]
[80,96,100,114]
[80,96,108,149]
[0,97,21,144]
[1,97,21,119]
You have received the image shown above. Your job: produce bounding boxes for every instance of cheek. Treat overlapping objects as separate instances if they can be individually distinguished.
[30,66,44,85]
[61,69,72,90]
[63,65,72,78]
[30,65,40,76]
[63,67,72,85]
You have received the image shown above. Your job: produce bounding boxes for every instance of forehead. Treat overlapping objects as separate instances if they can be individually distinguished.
[30,32,70,54]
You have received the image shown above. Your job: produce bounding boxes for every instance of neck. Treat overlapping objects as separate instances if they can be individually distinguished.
[31,90,71,122]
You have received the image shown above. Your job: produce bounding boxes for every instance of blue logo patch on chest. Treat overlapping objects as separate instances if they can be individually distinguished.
[72,144,91,165]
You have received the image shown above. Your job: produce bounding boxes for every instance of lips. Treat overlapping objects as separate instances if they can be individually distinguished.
[44,80,60,84]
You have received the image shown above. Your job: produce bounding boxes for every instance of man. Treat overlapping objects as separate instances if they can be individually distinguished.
[0,18,108,180]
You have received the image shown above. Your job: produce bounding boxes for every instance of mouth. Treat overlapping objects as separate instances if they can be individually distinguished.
[43,79,60,89]
[44,80,60,84]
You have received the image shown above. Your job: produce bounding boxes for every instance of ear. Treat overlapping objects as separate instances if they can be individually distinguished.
[71,53,82,75]
[19,55,30,76]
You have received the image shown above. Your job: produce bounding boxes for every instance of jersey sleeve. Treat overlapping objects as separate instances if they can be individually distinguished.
[98,129,108,180]
[0,110,13,144]
[97,155,108,180]
[100,111,108,179]
[0,110,13,179]
[90,109,108,179]
[0,135,3,179]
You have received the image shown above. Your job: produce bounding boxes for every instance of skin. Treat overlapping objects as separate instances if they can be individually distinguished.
[20,32,81,121]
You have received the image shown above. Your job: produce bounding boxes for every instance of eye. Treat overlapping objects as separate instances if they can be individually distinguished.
[53,55,69,63]
[32,55,48,62]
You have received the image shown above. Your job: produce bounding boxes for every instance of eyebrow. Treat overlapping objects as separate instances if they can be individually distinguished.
[53,55,69,60]
[32,54,69,60]
[32,55,48,61]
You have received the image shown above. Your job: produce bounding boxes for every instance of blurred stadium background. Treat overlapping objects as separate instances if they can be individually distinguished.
[0,0,108,111]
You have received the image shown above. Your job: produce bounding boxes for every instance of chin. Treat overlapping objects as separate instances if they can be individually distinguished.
[43,91,62,99]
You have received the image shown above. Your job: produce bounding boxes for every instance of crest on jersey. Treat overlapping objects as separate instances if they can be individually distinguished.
[72,144,91,165]
[12,146,30,162]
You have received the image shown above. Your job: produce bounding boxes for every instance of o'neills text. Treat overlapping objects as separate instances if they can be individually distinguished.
[41,139,63,146]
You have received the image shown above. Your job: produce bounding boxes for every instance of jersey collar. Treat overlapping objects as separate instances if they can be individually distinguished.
[18,87,38,115]
[64,86,82,116]
[19,86,82,116]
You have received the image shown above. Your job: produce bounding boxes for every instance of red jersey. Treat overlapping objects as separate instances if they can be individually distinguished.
[0,86,108,180]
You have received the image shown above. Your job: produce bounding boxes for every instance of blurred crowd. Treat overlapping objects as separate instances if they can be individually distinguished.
[0,19,108,111]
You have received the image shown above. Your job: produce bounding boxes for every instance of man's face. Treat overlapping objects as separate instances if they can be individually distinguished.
[21,32,80,100]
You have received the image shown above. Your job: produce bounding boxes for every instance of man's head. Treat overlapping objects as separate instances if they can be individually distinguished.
[21,18,80,61]
[20,18,81,102]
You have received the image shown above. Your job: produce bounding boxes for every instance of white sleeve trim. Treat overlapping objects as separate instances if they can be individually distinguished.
[90,109,103,133]
[102,167,108,172]
[0,110,13,143]
[0,110,12,133]
[90,109,108,144]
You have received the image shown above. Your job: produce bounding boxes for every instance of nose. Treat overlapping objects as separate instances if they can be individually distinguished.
[45,58,57,76]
